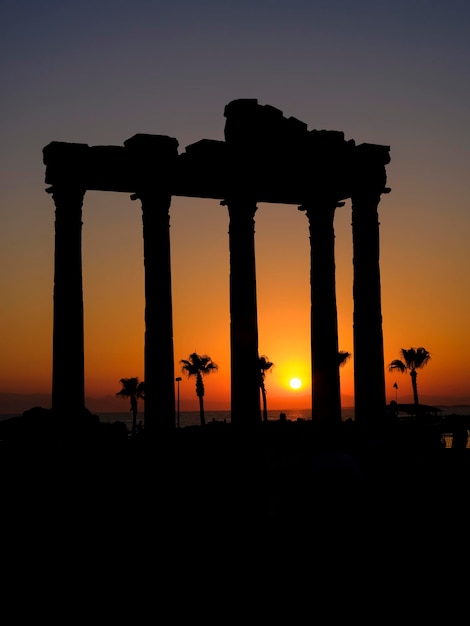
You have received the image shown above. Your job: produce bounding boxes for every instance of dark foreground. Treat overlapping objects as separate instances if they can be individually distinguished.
[1,410,468,525]
[1,409,469,615]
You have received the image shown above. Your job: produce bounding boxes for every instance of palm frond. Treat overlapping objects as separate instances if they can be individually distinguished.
[338,351,351,367]
[388,359,407,373]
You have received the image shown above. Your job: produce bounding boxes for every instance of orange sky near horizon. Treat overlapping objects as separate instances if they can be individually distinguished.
[4,188,470,415]
[2,2,470,415]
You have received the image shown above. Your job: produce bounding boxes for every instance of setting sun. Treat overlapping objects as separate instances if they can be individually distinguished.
[289,378,302,389]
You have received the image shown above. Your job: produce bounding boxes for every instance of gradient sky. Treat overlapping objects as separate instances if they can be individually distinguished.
[2,0,470,415]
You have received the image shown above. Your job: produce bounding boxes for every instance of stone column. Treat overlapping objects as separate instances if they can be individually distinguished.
[351,144,391,428]
[48,185,87,417]
[222,198,261,427]
[125,134,179,436]
[300,199,343,426]
[131,190,176,435]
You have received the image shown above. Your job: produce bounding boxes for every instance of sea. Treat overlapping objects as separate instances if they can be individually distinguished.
[2,406,470,429]
[100,408,327,430]
[95,405,470,448]
[1,406,469,447]
[90,405,470,429]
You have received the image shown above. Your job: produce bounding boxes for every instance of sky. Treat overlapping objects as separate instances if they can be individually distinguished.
[1,0,470,415]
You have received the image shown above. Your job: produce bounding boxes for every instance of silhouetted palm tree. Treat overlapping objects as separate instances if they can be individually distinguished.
[180,352,218,426]
[388,347,431,405]
[259,355,274,422]
[337,350,351,415]
[338,350,351,367]
[116,376,145,436]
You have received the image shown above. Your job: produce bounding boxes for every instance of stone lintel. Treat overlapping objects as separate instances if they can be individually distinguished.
[42,129,390,203]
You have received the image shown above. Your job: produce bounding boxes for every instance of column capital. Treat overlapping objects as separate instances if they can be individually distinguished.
[45,185,86,208]
[350,142,391,200]
[130,189,172,207]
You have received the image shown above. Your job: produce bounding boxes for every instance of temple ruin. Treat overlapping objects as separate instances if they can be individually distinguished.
[43,98,391,434]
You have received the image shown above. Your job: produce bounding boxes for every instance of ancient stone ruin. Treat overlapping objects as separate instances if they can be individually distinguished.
[43,98,391,434]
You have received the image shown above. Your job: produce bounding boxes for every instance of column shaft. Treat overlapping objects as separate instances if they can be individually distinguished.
[351,193,386,426]
[50,186,86,417]
[224,199,261,427]
[302,202,342,425]
[139,192,176,434]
